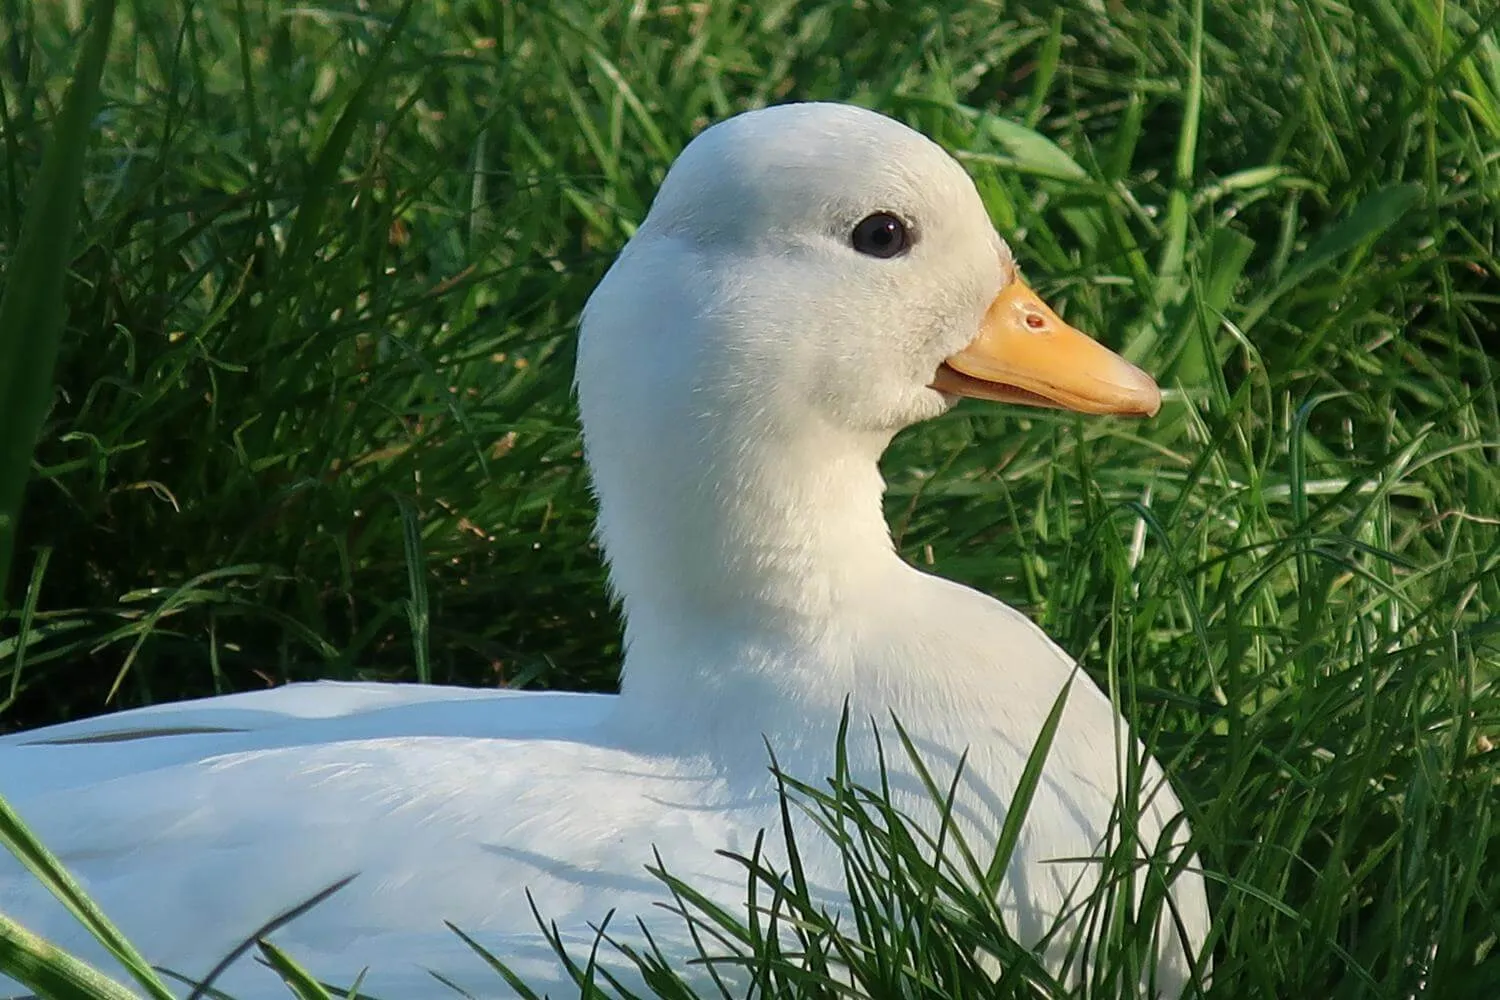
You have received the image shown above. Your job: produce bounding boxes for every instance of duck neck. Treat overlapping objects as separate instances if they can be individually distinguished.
[588,418,911,706]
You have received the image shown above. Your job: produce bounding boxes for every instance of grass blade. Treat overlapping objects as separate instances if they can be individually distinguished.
[255,939,337,1000]
[0,793,175,1000]
[184,875,357,1000]
[0,912,145,1000]
[1241,182,1425,329]
[0,0,117,600]
[984,670,1076,891]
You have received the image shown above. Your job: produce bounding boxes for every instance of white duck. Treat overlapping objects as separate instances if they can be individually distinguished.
[0,102,1207,997]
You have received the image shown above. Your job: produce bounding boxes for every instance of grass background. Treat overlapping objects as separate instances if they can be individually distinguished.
[0,0,1497,995]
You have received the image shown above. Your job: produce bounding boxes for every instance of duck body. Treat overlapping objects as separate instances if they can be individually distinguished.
[0,102,1206,997]
[0,584,1191,997]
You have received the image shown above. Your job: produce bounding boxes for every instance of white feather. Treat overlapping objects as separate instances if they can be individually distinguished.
[0,103,1207,998]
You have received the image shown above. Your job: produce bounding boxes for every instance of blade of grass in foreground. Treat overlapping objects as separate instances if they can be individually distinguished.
[255,940,336,1000]
[0,792,175,1000]
[0,0,117,601]
[0,913,143,1000]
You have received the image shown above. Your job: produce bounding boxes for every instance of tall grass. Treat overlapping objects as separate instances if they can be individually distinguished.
[0,0,116,610]
[0,0,1496,996]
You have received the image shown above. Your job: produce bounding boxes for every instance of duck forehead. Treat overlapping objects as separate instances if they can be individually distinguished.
[644,103,987,246]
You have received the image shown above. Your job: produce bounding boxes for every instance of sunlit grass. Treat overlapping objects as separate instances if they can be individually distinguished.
[0,0,1496,996]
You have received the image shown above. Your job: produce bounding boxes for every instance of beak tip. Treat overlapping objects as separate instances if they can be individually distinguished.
[1117,361,1162,418]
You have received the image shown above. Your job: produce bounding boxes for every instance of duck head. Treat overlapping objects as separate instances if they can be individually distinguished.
[575,103,1158,651]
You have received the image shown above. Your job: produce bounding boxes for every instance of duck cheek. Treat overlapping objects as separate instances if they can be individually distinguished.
[860,382,950,434]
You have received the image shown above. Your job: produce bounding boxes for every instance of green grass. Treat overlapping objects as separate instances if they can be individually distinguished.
[0,0,1497,996]
[0,0,116,612]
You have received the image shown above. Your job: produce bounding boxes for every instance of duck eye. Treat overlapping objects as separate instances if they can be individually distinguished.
[850,213,909,258]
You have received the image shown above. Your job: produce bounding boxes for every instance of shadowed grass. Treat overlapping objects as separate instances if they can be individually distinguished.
[0,0,118,604]
[0,0,1495,996]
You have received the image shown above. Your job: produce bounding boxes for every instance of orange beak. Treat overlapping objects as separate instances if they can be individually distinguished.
[931,281,1161,417]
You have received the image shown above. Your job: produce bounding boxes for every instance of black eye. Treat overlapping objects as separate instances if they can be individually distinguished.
[850,213,909,258]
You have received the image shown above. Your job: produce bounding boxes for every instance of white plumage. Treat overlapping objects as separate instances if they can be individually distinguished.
[0,102,1205,998]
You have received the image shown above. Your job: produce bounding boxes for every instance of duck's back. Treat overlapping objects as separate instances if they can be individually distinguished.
[0,682,609,795]
[0,683,764,997]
